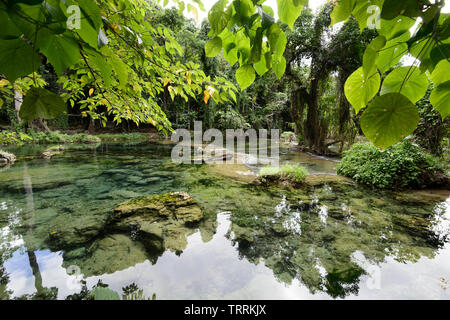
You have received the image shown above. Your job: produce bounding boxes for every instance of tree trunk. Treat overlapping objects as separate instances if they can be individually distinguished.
[290,88,305,136]
[88,117,96,134]
[14,89,23,124]
[304,79,326,154]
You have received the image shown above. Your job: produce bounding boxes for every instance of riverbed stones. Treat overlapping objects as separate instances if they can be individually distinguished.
[109,192,203,253]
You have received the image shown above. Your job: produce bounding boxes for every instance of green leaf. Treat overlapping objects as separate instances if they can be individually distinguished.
[381,0,421,20]
[376,33,409,74]
[363,36,386,76]
[223,45,238,66]
[0,39,41,82]
[361,93,420,149]
[60,0,98,48]
[78,0,103,31]
[91,287,120,300]
[258,5,275,29]
[330,0,356,25]
[249,28,263,64]
[19,87,66,121]
[254,53,268,76]
[380,66,428,103]
[273,30,287,59]
[37,32,81,75]
[208,0,231,35]
[236,64,255,90]
[431,60,450,85]
[378,16,414,40]
[205,36,222,57]
[101,46,128,89]
[344,67,381,113]
[277,0,305,29]
[352,0,383,31]
[273,56,286,79]
[430,43,450,67]
[88,50,112,88]
[0,10,22,39]
[430,81,450,119]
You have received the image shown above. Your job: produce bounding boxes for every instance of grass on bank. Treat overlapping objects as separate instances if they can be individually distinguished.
[259,164,308,184]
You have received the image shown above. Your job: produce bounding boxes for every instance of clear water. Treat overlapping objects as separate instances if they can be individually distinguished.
[1,142,449,300]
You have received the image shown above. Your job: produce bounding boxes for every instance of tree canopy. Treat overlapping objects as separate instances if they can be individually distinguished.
[0,0,449,149]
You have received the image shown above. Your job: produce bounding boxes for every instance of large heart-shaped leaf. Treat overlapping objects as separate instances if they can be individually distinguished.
[380,66,428,103]
[344,67,381,113]
[431,60,450,85]
[430,81,450,120]
[277,0,305,29]
[236,64,256,90]
[37,32,81,75]
[19,88,66,121]
[361,93,420,149]
[0,39,41,82]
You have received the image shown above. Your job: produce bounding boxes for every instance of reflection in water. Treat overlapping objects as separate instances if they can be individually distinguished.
[0,142,449,299]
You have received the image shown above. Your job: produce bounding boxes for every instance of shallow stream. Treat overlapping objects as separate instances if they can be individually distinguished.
[0,142,449,299]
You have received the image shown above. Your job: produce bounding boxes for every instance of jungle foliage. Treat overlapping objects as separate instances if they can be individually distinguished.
[337,141,446,189]
[0,0,449,156]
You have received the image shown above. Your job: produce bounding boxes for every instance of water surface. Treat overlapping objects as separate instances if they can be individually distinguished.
[1,142,449,299]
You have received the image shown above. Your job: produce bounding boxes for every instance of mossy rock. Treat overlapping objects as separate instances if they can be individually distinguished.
[112,192,203,224]
[255,173,354,190]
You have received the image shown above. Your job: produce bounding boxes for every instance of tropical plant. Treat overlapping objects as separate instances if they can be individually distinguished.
[337,141,446,189]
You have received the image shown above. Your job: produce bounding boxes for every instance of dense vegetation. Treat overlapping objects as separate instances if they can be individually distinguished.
[337,141,447,189]
[0,0,449,187]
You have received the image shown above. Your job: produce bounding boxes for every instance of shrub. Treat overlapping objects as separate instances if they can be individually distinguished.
[0,130,32,145]
[259,164,308,184]
[337,141,446,189]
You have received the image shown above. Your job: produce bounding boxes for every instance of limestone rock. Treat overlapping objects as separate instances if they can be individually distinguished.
[0,151,16,166]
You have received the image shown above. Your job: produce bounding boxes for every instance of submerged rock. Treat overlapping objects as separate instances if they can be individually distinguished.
[0,151,16,166]
[61,192,207,276]
[205,163,256,183]
[47,213,108,249]
[63,234,150,276]
[109,192,203,253]
[254,173,354,190]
